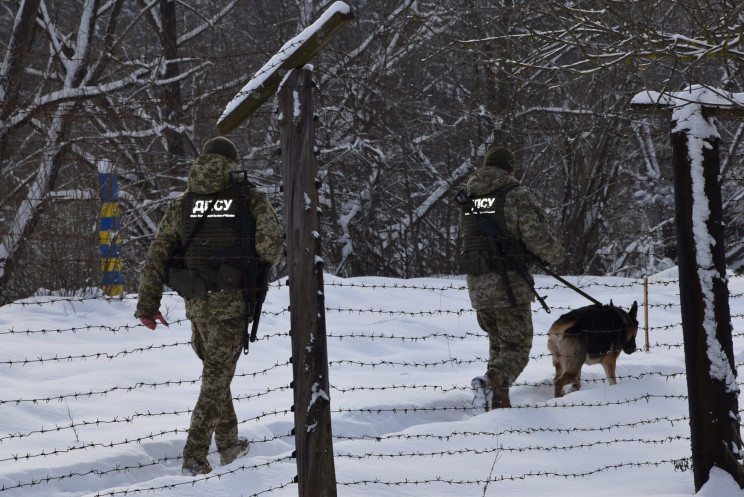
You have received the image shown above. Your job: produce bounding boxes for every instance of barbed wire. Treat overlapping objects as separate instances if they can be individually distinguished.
[8,274,742,309]
[333,414,691,443]
[0,287,276,308]
[0,340,721,372]
[3,308,740,340]
[314,277,692,292]
[335,435,690,460]
[330,370,689,397]
[0,318,192,335]
[0,427,294,464]
[335,458,691,488]
[0,361,291,407]
[5,295,714,364]
[330,350,696,368]
[335,394,688,416]
[1,341,193,366]
[329,356,486,369]
[2,454,296,495]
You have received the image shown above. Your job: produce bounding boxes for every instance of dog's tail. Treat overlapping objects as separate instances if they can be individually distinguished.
[549,316,577,339]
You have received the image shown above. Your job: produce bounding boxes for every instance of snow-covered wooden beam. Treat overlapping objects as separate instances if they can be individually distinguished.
[631,86,744,118]
[216,1,354,134]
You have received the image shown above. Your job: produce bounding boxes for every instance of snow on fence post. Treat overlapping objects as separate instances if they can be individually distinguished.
[216,2,354,135]
[632,86,744,491]
[670,123,743,490]
[98,160,123,296]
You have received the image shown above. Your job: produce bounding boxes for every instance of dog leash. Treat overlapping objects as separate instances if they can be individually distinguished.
[536,262,603,306]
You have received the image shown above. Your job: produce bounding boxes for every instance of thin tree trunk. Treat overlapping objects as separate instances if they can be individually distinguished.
[0,0,42,174]
[159,0,185,158]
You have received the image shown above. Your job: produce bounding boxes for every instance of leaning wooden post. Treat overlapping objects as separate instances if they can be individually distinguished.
[632,87,744,491]
[215,4,354,496]
[216,3,355,135]
[280,68,337,497]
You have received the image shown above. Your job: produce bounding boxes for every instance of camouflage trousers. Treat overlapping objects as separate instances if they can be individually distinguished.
[476,303,533,392]
[183,316,244,462]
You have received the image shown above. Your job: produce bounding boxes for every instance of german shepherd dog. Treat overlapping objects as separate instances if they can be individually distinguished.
[548,301,639,398]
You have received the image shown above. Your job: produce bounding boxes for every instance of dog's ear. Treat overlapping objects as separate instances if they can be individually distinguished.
[630,301,638,319]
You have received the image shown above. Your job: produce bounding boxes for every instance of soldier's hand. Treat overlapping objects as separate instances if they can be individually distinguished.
[139,314,169,330]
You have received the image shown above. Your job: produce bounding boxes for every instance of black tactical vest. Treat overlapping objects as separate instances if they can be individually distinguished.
[167,181,258,298]
[458,182,528,275]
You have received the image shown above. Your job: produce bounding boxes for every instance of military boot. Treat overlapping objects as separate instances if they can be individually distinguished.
[182,456,212,476]
[471,374,493,411]
[486,369,511,409]
[219,437,250,466]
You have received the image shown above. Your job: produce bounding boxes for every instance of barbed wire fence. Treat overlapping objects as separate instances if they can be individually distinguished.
[2,274,742,496]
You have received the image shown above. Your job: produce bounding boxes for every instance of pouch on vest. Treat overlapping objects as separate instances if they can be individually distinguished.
[217,262,243,288]
[168,265,208,298]
[457,250,496,275]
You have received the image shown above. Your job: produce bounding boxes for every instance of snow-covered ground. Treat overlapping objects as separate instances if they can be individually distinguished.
[1,271,743,496]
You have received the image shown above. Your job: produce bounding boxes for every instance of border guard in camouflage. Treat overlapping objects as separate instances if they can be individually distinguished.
[134,137,283,476]
[458,146,564,410]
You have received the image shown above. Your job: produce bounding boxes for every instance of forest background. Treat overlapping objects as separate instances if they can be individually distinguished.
[1,0,743,304]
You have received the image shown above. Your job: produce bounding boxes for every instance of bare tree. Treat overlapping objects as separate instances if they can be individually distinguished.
[0,0,247,303]
[1,0,742,302]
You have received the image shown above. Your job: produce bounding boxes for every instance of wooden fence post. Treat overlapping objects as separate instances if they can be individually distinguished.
[631,87,744,490]
[280,67,337,497]
[214,5,353,495]
[670,129,743,490]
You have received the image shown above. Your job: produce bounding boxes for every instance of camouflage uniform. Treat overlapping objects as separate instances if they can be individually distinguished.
[135,153,283,470]
[460,164,564,406]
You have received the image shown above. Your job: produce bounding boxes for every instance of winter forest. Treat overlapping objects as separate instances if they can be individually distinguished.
[1,0,744,304]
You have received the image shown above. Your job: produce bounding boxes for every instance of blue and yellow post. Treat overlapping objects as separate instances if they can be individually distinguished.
[98,162,123,296]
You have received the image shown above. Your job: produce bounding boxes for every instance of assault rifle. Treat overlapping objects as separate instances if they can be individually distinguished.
[228,170,271,355]
[455,189,551,313]
[246,262,271,354]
